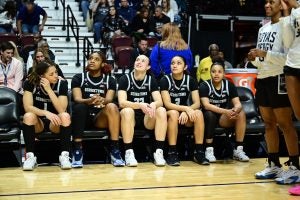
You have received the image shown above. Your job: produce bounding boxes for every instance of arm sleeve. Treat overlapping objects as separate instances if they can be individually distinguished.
[108,76,117,91]
[199,82,209,98]
[71,74,82,89]
[189,77,198,91]
[12,60,24,92]
[228,81,238,99]
[159,76,169,91]
[59,80,68,96]
[280,16,295,49]
[149,44,160,78]
[118,75,129,91]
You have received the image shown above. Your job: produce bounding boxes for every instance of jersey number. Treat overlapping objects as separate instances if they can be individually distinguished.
[134,98,144,103]
[175,98,180,105]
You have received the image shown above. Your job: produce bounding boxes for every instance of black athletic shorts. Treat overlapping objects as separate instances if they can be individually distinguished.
[255,74,290,108]
[284,65,300,77]
[134,110,146,129]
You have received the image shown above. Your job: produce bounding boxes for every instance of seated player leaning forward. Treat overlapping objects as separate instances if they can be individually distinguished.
[160,55,209,166]
[199,60,249,163]
[22,61,72,171]
[118,55,167,167]
[71,51,125,168]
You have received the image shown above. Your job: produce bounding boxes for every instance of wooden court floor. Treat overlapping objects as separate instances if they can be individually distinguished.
[0,158,299,200]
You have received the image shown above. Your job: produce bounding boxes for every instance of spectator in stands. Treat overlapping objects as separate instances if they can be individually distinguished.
[118,55,167,167]
[151,5,170,39]
[136,0,156,16]
[158,0,178,15]
[71,51,124,168]
[102,6,126,46]
[0,1,17,33]
[130,7,155,40]
[161,0,175,22]
[27,48,64,79]
[218,51,233,69]
[20,32,42,63]
[160,55,209,166]
[248,0,300,184]
[16,0,47,35]
[150,22,192,78]
[130,37,151,68]
[90,0,109,43]
[0,41,23,93]
[22,61,72,171]
[27,39,57,72]
[196,43,219,82]
[9,41,24,65]
[199,59,249,163]
[117,0,136,26]
[80,0,91,21]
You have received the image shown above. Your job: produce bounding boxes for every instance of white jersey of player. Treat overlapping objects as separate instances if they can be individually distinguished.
[281,7,300,69]
[251,21,287,79]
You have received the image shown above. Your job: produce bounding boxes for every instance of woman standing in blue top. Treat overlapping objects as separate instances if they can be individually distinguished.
[150,22,193,78]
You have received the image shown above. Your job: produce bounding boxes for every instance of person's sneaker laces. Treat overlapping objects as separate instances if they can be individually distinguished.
[205,147,216,163]
[275,165,300,184]
[255,161,284,179]
[110,149,125,167]
[23,152,37,171]
[125,149,138,167]
[59,151,72,170]
[233,146,249,162]
[72,149,83,168]
[153,149,166,167]
[166,151,180,166]
[194,150,210,165]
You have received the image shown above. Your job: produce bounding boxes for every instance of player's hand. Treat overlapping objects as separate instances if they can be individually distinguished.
[45,111,61,126]
[40,78,51,93]
[178,112,188,125]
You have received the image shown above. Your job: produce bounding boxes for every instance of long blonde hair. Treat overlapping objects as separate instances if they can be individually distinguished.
[8,41,24,64]
[160,23,188,50]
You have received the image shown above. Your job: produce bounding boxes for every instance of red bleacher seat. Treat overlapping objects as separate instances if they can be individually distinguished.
[112,35,132,54]
[19,34,35,47]
[115,46,133,69]
[146,37,158,49]
[0,33,18,44]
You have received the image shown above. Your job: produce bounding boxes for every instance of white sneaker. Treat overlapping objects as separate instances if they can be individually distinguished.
[275,165,300,184]
[59,151,72,170]
[233,146,249,162]
[205,147,216,163]
[23,152,37,171]
[125,149,138,167]
[255,162,284,179]
[153,149,166,166]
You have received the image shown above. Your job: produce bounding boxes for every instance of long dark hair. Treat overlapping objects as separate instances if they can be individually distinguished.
[86,51,112,74]
[3,1,16,19]
[28,61,53,85]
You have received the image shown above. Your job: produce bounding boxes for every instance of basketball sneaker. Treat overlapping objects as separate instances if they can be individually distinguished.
[125,149,138,167]
[275,165,300,184]
[233,146,249,162]
[288,185,300,196]
[110,149,125,167]
[205,147,216,163]
[255,162,284,179]
[166,151,180,166]
[23,152,37,171]
[59,151,72,170]
[194,150,210,165]
[72,149,83,168]
[153,149,166,167]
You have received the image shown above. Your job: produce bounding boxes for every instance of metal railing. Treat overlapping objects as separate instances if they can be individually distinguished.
[66,5,80,67]
[55,0,66,30]
[83,37,94,69]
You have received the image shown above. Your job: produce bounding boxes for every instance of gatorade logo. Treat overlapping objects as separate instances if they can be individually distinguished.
[238,78,249,87]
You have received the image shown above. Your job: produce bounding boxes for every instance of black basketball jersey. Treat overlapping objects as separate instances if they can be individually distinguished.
[23,79,68,114]
[160,74,194,106]
[71,72,116,99]
[118,71,158,104]
[199,79,238,109]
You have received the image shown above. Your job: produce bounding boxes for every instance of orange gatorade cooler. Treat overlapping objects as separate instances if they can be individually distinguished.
[225,69,258,94]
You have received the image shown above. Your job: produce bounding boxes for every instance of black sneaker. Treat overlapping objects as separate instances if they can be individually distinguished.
[166,151,180,166]
[194,151,210,165]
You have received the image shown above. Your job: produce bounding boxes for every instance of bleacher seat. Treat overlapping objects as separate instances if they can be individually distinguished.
[19,34,35,47]
[0,87,21,166]
[111,35,132,54]
[115,46,134,71]
[146,37,158,49]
